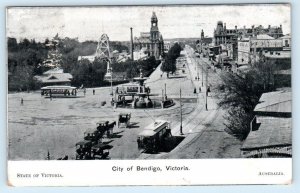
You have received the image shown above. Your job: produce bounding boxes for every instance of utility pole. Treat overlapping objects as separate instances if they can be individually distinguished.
[205,63,208,111]
[201,61,204,87]
[180,87,183,135]
[165,83,167,99]
[110,67,113,96]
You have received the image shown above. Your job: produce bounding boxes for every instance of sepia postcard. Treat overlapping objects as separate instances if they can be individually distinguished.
[6,4,292,186]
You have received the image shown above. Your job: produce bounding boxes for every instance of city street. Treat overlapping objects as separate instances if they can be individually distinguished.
[8,46,242,160]
[139,46,242,159]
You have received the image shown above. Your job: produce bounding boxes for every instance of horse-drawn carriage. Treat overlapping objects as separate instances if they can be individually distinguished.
[91,143,112,159]
[96,121,116,138]
[118,113,131,128]
[84,128,102,144]
[75,140,93,160]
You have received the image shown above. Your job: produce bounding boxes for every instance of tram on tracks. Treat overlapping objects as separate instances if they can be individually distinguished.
[137,120,172,153]
[41,85,77,97]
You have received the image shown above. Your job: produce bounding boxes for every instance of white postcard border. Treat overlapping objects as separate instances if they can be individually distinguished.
[8,158,292,186]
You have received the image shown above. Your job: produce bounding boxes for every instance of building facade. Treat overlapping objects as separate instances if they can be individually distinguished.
[196,30,213,57]
[133,12,164,60]
[237,34,284,65]
[214,21,283,60]
[241,90,292,158]
[280,34,291,51]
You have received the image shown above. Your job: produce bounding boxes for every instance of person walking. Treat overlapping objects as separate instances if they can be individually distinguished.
[21,98,24,105]
[93,89,95,95]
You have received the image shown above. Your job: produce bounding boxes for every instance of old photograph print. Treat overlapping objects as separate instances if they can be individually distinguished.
[7,4,291,161]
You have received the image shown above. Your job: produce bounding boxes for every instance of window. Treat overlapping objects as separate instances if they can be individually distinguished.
[285,40,289,47]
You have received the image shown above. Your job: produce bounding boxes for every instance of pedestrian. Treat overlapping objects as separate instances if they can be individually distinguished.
[83,88,86,96]
[93,89,95,95]
[21,98,23,105]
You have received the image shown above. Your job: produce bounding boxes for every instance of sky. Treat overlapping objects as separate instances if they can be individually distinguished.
[6,4,291,42]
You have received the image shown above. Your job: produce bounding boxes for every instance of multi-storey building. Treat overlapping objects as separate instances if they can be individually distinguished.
[133,12,164,60]
[237,34,285,65]
[214,21,283,60]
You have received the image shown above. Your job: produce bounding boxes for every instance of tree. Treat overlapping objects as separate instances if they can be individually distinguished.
[217,59,277,140]
[7,38,18,52]
[161,43,182,77]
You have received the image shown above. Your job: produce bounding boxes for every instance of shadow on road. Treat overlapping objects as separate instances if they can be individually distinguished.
[102,140,114,144]
[143,136,186,154]
[168,76,187,79]
[109,133,123,139]
[128,122,140,129]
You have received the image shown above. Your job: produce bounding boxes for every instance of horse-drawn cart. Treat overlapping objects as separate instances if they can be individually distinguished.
[96,121,116,138]
[118,113,131,128]
[91,143,112,159]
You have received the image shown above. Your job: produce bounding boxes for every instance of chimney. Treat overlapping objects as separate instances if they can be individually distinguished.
[130,27,134,60]
[280,24,282,29]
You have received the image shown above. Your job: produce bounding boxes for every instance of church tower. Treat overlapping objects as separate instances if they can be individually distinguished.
[150,12,159,59]
[150,12,159,41]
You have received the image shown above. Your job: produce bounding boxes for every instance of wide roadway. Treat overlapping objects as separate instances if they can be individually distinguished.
[7,46,242,160]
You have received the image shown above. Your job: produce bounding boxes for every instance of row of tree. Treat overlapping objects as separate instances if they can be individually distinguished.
[160,42,183,77]
[217,58,284,140]
[7,36,130,91]
[8,36,162,91]
[8,38,49,91]
[70,56,160,87]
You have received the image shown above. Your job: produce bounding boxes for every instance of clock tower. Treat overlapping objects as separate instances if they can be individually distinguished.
[150,12,159,58]
[150,12,159,41]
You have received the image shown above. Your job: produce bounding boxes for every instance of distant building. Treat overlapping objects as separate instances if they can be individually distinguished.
[133,47,149,61]
[116,51,130,62]
[241,89,292,158]
[133,12,164,60]
[34,68,73,87]
[237,34,285,65]
[196,30,213,57]
[279,34,291,51]
[214,21,283,60]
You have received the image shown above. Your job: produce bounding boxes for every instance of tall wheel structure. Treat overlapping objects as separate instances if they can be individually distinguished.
[96,34,112,80]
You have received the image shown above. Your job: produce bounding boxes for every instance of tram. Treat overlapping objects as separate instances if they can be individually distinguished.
[137,120,172,153]
[41,86,77,97]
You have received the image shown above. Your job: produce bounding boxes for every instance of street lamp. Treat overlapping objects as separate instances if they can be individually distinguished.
[201,62,204,87]
[205,64,208,111]
[180,87,183,135]
[110,67,113,96]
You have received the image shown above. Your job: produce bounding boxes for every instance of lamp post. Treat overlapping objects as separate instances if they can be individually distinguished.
[205,64,208,111]
[201,62,204,87]
[180,87,183,135]
[165,83,167,99]
[110,67,113,96]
